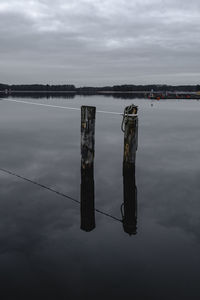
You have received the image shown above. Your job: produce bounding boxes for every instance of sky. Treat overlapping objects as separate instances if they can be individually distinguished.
[0,0,200,86]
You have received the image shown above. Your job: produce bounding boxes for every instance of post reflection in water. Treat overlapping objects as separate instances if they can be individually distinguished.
[81,165,95,232]
[121,104,138,235]
[121,163,137,235]
[80,106,96,232]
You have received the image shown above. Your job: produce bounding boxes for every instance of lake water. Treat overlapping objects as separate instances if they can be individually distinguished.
[0,95,200,299]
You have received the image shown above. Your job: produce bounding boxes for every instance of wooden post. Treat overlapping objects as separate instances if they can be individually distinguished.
[81,106,96,168]
[122,105,138,235]
[80,106,96,232]
[123,105,138,165]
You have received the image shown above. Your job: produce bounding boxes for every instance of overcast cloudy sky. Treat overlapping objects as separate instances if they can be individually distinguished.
[0,0,200,86]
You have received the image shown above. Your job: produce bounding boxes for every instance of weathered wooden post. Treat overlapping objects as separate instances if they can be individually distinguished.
[121,105,138,235]
[123,105,138,165]
[80,106,96,232]
[81,106,96,168]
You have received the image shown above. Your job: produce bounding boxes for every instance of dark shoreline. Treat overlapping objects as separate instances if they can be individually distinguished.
[0,90,200,99]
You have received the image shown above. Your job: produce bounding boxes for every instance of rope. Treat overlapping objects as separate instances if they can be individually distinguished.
[1,98,124,116]
[121,104,138,132]
[0,167,121,223]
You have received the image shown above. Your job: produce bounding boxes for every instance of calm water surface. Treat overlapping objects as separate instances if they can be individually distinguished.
[0,95,200,299]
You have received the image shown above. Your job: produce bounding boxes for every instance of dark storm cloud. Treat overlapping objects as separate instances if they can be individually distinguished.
[0,0,200,85]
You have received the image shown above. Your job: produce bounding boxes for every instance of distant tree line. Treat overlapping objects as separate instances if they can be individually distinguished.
[111,84,200,92]
[0,84,76,91]
[0,83,200,92]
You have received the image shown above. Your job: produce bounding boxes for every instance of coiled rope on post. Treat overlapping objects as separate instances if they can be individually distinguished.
[121,104,138,132]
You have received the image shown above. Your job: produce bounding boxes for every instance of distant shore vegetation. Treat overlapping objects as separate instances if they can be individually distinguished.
[0,83,200,93]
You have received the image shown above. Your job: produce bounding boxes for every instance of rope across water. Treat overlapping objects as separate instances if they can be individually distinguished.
[0,167,122,223]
